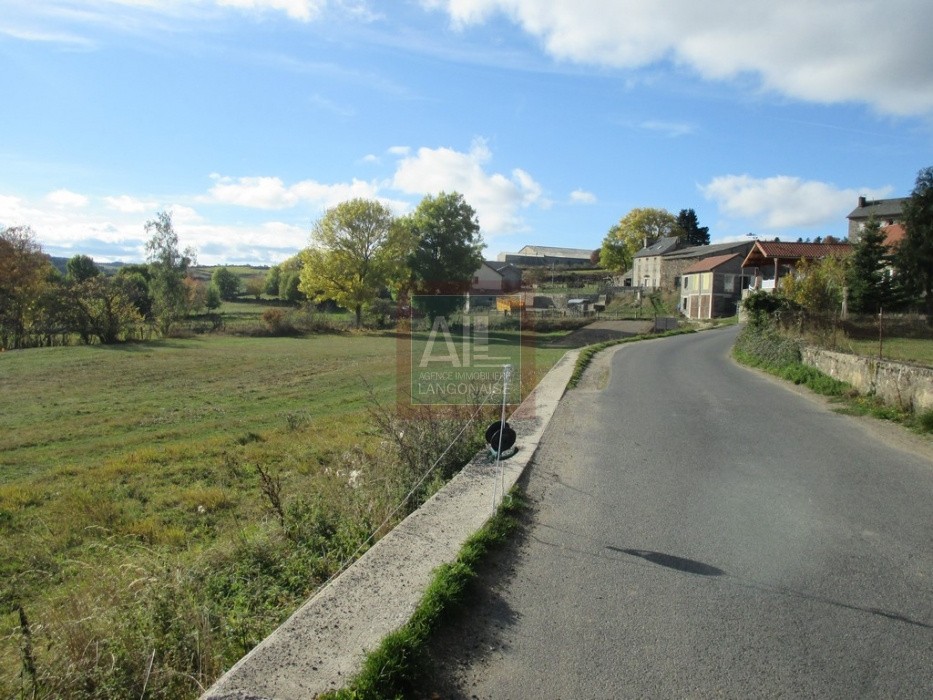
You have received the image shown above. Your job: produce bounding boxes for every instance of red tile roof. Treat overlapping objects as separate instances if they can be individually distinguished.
[883,223,906,249]
[742,241,852,267]
[682,253,740,274]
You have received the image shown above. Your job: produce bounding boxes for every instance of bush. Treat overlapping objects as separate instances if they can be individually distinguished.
[733,322,801,368]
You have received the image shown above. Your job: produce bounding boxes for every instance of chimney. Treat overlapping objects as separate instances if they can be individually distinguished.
[858,195,867,208]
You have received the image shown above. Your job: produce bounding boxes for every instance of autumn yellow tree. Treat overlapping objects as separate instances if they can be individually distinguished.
[299,199,410,327]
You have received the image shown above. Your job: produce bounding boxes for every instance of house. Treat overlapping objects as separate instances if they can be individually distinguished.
[741,241,852,292]
[847,196,908,241]
[470,261,522,294]
[630,236,681,289]
[497,245,595,268]
[660,240,755,290]
[679,254,744,319]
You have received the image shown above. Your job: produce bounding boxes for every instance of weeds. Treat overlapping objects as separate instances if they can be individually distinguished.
[324,491,524,700]
[733,322,931,433]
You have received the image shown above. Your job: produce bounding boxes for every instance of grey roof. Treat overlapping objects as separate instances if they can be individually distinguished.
[484,260,519,273]
[515,245,594,259]
[662,240,753,261]
[633,236,681,258]
[846,197,908,220]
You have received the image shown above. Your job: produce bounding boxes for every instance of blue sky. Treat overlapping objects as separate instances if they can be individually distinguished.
[2,0,931,265]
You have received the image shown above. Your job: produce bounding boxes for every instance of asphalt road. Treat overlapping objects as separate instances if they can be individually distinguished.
[425,326,933,699]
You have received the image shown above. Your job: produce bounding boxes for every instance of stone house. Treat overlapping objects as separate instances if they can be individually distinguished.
[661,240,755,290]
[630,236,681,289]
[846,196,908,241]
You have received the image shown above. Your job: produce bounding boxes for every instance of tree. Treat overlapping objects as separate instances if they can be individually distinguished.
[600,207,678,272]
[211,266,241,301]
[0,226,56,349]
[780,255,848,317]
[404,192,484,320]
[895,166,933,323]
[68,276,141,344]
[245,275,265,300]
[145,211,195,335]
[846,218,890,313]
[66,254,100,282]
[264,265,282,296]
[115,266,153,320]
[298,199,405,327]
[676,209,710,246]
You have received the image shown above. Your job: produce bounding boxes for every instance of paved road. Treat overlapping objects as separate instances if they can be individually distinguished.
[426,326,933,698]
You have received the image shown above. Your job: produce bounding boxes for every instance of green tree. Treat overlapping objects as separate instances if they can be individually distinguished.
[780,255,848,317]
[846,218,890,313]
[676,209,710,246]
[264,265,282,296]
[211,266,241,301]
[404,192,484,320]
[0,225,56,349]
[68,276,141,344]
[279,271,304,303]
[245,275,265,300]
[115,267,153,320]
[600,207,679,272]
[206,283,222,310]
[145,211,195,335]
[895,166,933,323]
[299,198,405,327]
[66,254,100,282]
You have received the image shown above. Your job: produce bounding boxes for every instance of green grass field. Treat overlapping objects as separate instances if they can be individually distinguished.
[0,330,566,698]
[842,337,933,367]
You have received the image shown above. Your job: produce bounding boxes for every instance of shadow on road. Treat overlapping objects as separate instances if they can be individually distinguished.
[606,546,726,576]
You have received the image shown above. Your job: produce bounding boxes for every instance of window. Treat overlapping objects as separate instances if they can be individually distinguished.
[724,274,735,293]
[683,276,689,289]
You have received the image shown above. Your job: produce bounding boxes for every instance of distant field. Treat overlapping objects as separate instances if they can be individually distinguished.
[0,330,566,698]
[842,337,933,367]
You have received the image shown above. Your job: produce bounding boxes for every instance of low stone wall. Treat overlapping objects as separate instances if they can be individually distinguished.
[801,347,933,413]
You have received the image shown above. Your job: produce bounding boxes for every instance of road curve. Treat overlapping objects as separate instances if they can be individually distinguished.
[425,326,933,699]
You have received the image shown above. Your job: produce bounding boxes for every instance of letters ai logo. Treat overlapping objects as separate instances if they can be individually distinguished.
[406,298,526,407]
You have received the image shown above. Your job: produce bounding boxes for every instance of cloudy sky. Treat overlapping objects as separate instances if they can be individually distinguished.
[2,0,931,264]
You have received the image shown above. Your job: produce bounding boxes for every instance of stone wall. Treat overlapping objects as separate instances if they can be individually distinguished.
[801,347,933,413]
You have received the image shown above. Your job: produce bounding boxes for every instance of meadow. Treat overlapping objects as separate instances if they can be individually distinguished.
[0,327,566,699]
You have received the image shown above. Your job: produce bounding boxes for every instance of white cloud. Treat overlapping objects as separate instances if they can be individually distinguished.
[390,138,545,234]
[104,194,157,213]
[46,189,89,208]
[423,0,933,116]
[207,174,382,210]
[700,174,893,229]
[215,0,327,21]
[387,146,411,157]
[570,189,596,204]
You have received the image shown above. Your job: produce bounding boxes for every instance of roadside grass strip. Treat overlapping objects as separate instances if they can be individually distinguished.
[322,491,524,700]
[733,325,933,434]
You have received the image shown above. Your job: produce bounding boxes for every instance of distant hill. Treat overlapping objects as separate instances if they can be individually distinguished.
[49,256,269,280]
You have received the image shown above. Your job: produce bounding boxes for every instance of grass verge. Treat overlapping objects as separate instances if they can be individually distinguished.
[732,323,933,434]
[321,491,525,700]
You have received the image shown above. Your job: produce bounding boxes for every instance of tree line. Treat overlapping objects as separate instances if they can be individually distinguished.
[0,191,485,348]
[0,212,201,349]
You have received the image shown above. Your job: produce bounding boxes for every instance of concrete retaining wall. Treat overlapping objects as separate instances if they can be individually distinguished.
[201,350,579,700]
[801,347,933,413]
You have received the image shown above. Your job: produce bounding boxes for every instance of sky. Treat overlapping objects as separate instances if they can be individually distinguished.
[1,0,932,265]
